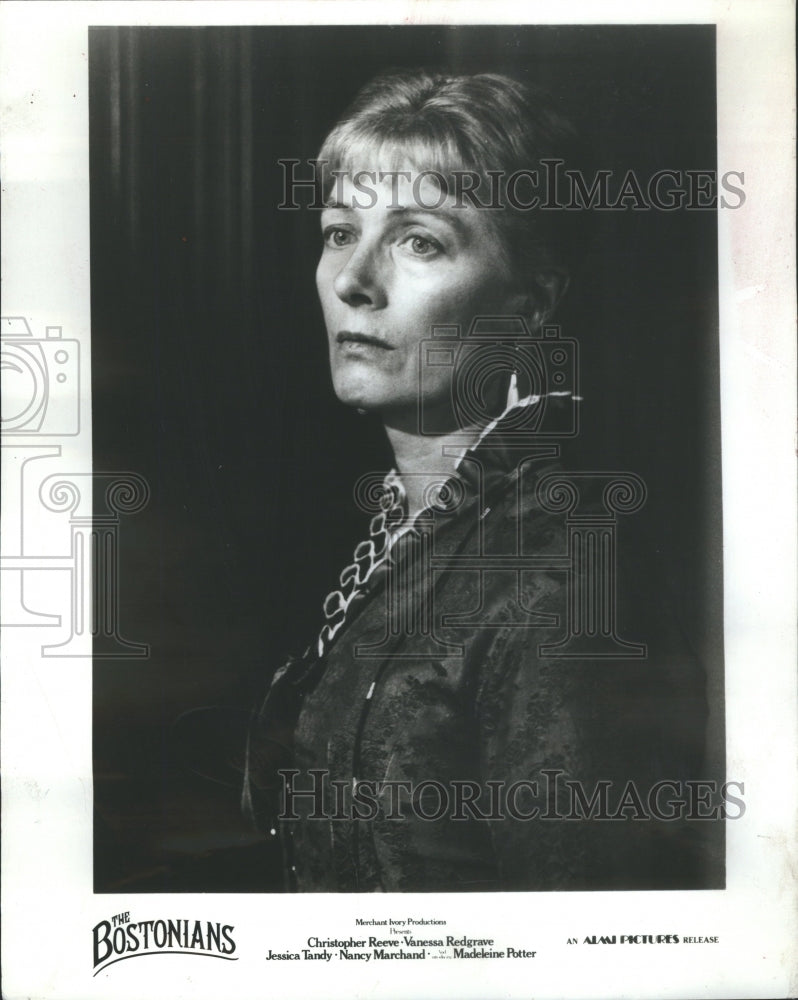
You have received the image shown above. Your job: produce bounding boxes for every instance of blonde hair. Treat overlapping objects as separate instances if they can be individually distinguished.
[317,69,574,316]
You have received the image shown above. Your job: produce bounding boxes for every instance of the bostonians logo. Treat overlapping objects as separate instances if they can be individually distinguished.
[92,911,237,976]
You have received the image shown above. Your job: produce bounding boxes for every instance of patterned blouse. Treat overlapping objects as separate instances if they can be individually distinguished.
[244,397,712,892]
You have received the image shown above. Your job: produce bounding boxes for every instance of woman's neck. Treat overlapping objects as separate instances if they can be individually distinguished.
[383,423,483,517]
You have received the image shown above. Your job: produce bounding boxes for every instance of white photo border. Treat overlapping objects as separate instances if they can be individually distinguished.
[1,2,795,999]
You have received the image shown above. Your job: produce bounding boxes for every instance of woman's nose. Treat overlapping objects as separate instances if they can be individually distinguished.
[333,246,387,308]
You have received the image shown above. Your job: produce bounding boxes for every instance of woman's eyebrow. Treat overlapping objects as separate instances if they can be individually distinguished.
[386,206,467,234]
[322,201,468,236]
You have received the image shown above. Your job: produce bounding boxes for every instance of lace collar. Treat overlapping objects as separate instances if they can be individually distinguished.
[313,396,543,659]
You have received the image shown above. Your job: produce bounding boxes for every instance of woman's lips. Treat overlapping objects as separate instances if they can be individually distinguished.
[336,331,394,350]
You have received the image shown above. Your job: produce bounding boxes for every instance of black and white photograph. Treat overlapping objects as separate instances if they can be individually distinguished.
[1,3,795,999]
[90,22,726,896]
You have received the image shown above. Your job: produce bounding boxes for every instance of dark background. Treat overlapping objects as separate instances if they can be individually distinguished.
[90,24,723,892]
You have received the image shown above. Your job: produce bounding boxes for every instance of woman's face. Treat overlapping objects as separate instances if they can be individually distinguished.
[316,167,524,430]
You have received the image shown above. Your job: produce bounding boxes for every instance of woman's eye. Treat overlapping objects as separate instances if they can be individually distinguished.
[323,227,354,248]
[402,233,442,257]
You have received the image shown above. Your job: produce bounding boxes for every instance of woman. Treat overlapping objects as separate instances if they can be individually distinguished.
[243,70,708,892]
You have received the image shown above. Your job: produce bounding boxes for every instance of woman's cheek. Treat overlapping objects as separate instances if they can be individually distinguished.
[429,279,497,328]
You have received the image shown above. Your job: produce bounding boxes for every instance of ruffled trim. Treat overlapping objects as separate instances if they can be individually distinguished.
[314,395,551,660]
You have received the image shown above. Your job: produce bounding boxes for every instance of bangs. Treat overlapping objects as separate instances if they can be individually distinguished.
[317,120,487,201]
[311,69,574,275]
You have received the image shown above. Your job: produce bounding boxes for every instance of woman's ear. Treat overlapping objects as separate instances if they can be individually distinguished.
[503,267,570,329]
[528,268,570,328]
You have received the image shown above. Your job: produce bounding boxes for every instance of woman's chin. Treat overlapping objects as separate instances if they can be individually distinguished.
[333,384,378,411]
[332,375,397,414]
